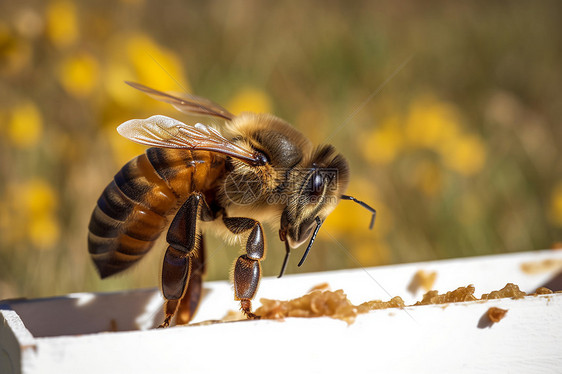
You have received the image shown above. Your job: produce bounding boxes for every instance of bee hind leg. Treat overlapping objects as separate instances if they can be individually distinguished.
[223,217,265,319]
[175,238,206,325]
[159,193,213,328]
[159,246,191,328]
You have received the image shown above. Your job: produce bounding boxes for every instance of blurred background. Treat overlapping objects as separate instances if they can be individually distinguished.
[1,0,561,299]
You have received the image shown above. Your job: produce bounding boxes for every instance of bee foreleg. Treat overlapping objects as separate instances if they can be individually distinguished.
[160,193,213,328]
[223,217,265,319]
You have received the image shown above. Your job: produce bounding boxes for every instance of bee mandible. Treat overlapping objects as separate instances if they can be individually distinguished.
[87,82,376,326]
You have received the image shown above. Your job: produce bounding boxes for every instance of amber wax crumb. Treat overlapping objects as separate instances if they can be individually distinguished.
[415,285,477,306]
[535,287,554,295]
[487,307,508,323]
[255,289,406,325]
[255,289,358,324]
[407,270,437,294]
[242,282,552,325]
[356,296,405,313]
[308,282,331,292]
[520,258,562,274]
[481,283,526,300]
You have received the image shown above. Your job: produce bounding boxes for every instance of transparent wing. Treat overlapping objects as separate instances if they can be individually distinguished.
[117,115,260,164]
[125,81,234,121]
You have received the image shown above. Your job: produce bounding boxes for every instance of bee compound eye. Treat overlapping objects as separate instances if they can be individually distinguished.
[254,152,269,166]
[310,172,324,195]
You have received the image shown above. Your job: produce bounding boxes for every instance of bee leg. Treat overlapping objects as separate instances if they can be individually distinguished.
[223,217,265,319]
[160,193,213,328]
[234,255,261,319]
[160,247,191,328]
[176,238,206,325]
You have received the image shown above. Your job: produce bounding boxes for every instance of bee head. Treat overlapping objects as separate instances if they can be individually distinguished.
[279,145,349,249]
[222,113,374,277]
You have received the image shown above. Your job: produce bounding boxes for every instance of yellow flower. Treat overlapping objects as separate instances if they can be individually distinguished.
[29,214,60,250]
[8,101,43,149]
[22,179,58,216]
[404,95,486,176]
[362,115,403,164]
[324,179,390,236]
[102,34,189,110]
[46,0,79,48]
[405,97,460,151]
[324,201,364,235]
[0,24,32,75]
[440,134,487,176]
[126,34,189,92]
[104,62,138,107]
[227,87,272,115]
[3,179,61,250]
[549,182,562,227]
[369,94,487,177]
[59,52,99,97]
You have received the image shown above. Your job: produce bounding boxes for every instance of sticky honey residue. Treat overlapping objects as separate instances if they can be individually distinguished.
[486,307,508,323]
[407,270,437,295]
[247,283,554,324]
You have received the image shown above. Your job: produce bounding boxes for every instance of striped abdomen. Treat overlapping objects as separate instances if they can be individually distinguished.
[88,148,225,278]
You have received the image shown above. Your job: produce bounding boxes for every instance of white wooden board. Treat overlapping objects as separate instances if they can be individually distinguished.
[1,250,562,373]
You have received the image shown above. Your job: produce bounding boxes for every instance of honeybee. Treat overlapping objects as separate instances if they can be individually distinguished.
[88,82,375,327]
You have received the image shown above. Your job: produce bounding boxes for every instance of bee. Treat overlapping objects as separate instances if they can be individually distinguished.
[88,82,376,327]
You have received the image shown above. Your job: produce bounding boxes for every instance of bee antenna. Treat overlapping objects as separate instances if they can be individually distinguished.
[278,241,291,278]
[297,216,323,267]
[340,195,376,229]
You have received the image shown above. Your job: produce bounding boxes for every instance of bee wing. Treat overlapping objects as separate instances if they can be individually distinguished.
[117,115,260,165]
[125,81,234,121]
